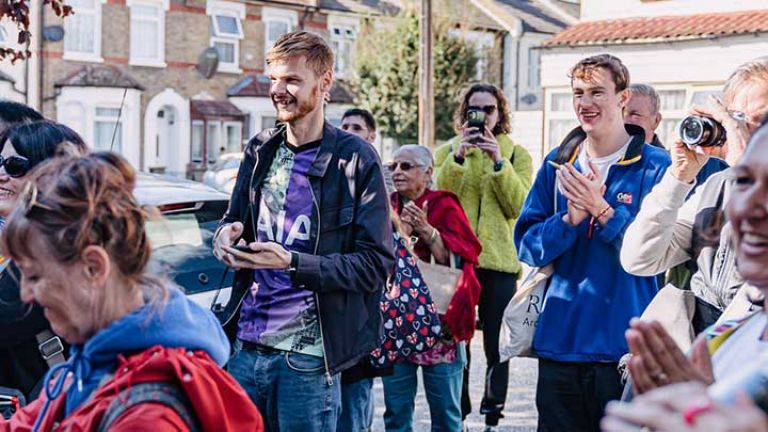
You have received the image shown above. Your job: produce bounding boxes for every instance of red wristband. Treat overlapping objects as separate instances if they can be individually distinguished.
[683,402,713,426]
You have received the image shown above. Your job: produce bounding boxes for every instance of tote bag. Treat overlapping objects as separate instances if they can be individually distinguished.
[499,263,552,361]
[371,232,443,367]
[418,253,462,314]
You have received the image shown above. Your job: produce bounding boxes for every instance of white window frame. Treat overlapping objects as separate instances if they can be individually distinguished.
[127,0,168,67]
[328,16,359,78]
[527,47,540,89]
[223,121,243,152]
[543,88,578,151]
[93,106,124,153]
[262,7,297,65]
[651,83,723,149]
[206,0,245,74]
[191,120,205,162]
[206,121,222,162]
[63,0,106,62]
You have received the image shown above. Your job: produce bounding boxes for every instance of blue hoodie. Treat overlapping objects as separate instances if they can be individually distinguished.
[514,125,670,363]
[35,286,229,422]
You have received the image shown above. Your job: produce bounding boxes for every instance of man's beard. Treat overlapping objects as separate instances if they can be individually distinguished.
[272,85,321,123]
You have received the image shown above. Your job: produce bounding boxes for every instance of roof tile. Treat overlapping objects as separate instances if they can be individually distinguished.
[543,9,768,46]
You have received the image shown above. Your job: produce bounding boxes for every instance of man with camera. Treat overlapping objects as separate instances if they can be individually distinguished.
[621,57,768,328]
[213,31,393,431]
[514,54,671,431]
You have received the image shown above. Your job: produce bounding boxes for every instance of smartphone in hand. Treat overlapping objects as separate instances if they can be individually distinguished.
[231,244,256,253]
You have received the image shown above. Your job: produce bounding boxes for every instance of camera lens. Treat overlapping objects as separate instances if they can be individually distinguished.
[680,117,703,145]
[678,115,727,147]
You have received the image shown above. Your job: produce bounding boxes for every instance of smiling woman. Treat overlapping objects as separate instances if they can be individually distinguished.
[0,121,87,217]
[0,120,87,404]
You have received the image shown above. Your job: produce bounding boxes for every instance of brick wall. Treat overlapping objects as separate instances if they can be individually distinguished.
[40,1,330,123]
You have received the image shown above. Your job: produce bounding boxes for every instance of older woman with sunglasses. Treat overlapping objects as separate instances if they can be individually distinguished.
[383,144,482,431]
[0,120,88,403]
[433,83,533,429]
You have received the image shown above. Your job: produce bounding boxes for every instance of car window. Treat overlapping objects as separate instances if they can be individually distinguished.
[210,157,241,172]
[147,200,232,294]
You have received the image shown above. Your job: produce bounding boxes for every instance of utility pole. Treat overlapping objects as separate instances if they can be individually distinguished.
[418,0,434,148]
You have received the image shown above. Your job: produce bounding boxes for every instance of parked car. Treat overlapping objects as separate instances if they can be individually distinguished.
[136,174,234,320]
[202,152,242,194]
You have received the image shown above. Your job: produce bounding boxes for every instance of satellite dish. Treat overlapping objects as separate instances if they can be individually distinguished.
[43,26,65,42]
[197,47,220,79]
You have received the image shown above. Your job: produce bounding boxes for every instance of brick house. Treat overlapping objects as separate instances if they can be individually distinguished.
[2,0,398,178]
[1,0,575,175]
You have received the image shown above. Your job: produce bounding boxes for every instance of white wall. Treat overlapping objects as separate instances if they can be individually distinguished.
[581,0,768,21]
[0,82,24,102]
[0,19,28,100]
[56,87,142,168]
[144,88,190,176]
[540,36,768,88]
[511,110,544,170]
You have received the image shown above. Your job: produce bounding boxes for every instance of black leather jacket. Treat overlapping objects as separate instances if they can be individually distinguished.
[217,122,394,377]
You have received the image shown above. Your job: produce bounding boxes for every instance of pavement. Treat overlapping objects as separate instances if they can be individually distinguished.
[370,329,539,431]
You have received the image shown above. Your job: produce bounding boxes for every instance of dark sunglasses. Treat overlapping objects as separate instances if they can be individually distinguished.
[468,105,497,115]
[386,161,424,172]
[0,155,31,178]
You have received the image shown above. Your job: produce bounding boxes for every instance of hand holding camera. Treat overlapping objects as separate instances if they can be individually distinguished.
[679,95,750,167]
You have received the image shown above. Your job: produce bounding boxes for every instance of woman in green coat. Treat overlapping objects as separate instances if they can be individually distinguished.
[434,83,533,430]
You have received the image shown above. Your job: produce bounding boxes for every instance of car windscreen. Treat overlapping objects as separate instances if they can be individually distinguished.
[146,200,233,295]
[210,158,241,172]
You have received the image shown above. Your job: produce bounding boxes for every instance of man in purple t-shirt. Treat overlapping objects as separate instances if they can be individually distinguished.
[213,31,393,431]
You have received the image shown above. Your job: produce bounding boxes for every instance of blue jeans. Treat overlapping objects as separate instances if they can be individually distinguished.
[338,377,374,432]
[228,340,341,432]
[382,344,466,432]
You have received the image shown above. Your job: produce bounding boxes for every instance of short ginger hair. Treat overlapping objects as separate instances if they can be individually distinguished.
[266,31,334,77]
[569,54,630,93]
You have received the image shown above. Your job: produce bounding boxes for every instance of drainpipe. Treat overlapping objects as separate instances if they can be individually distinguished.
[38,0,45,112]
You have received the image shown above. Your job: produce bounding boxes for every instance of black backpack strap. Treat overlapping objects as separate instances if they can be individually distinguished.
[98,382,200,432]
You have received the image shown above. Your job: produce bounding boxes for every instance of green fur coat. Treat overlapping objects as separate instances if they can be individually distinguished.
[434,134,533,274]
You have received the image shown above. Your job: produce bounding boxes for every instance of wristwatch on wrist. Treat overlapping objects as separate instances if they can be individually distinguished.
[286,252,299,274]
[493,159,505,172]
[454,154,465,165]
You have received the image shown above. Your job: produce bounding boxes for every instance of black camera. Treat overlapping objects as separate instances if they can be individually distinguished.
[466,108,486,144]
[679,115,727,147]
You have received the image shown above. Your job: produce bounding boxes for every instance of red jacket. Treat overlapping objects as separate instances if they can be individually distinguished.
[1,346,263,431]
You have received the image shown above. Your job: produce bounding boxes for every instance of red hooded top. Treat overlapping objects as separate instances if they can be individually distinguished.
[391,189,483,341]
[1,346,263,431]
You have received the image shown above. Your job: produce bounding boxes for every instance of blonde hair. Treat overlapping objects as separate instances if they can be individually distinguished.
[266,31,334,77]
[724,56,768,104]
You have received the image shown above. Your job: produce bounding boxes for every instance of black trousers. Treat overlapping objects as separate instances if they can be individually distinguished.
[536,358,623,432]
[461,268,517,426]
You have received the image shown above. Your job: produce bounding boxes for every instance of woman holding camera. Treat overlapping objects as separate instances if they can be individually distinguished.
[601,114,768,432]
[434,83,533,429]
[622,57,768,334]
[0,153,263,430]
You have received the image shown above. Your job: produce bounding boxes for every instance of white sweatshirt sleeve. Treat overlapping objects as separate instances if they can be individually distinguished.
[620,170,700,276]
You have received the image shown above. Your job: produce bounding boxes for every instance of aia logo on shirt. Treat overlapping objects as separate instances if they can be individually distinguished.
[616,192,633,205]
